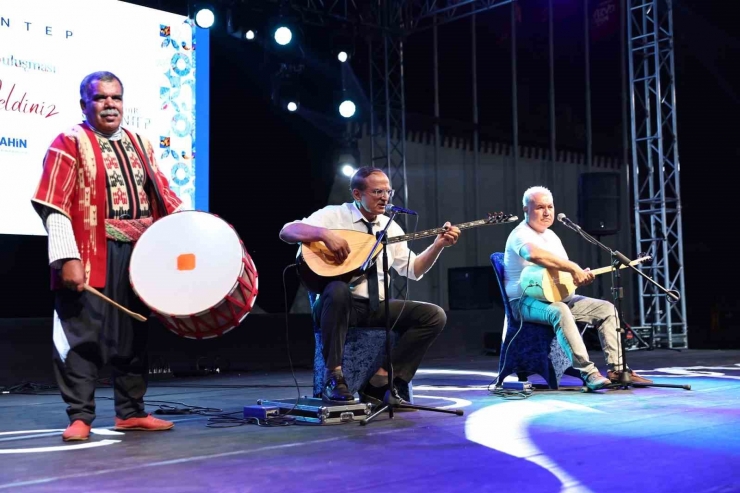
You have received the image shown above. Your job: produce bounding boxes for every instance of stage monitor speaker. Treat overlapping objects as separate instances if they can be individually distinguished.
[578,171,621,236]
[447,266,498,310]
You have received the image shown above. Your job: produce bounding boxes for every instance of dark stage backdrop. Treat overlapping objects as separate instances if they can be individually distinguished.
[1,0,738,351]
[204,32,337,314]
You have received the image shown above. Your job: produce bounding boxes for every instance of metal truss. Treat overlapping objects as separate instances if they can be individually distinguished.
[287,1,380,30]
[237,0,688,319]
[366,0,408,297]
[250,1,518,226]
[627,0,687,348]
[403,0,515,33]
[286,0,514,33]
[368,8,407,219]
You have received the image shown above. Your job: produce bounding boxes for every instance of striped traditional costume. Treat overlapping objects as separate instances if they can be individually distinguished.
[32,122,182,426]
[32,123,182,288]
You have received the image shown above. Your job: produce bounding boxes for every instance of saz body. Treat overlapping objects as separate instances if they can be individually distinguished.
[297,213,517,293]
[519,255,652,303]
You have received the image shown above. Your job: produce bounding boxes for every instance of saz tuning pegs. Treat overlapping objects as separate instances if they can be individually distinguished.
[486,212,517,223]
[487,211,503,222]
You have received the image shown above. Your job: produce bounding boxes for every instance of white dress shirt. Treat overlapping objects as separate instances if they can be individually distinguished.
[282,202,422,301]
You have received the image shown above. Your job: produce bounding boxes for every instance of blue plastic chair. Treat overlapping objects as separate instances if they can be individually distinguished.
[490,253,576,389]
[308,292,413,402]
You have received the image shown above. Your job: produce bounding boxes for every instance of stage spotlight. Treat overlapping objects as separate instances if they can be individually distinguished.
[335,137,360,174]
[333,29,355,64]
[339,100,356,118]
[271,65,302,113]
[194,7,215,29]
[225,3,266,42]
[341,164,355,177]
[274,26,292,46]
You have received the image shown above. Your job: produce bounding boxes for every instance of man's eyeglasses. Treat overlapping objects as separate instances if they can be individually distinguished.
[366,189,395,199]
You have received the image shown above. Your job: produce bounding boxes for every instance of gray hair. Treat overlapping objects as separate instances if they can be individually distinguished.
[522,186,553,208]
[79,71,124,102]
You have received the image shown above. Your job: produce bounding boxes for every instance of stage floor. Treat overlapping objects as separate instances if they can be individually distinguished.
[1,349,739,492]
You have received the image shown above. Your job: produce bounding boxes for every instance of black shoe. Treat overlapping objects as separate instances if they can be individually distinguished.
[359,381,388,406]
[322,373,355,403]
[360,379,415,411]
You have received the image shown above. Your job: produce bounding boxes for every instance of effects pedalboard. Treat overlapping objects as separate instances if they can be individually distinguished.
[501,381,533,391]
[243,405,280,420]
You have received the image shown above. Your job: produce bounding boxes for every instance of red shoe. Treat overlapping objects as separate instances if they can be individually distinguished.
[62,420,91,441]
[114,414,174,431]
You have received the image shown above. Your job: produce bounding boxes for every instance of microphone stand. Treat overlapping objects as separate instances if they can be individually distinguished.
[561,219,690,391]
[359,210,465,425]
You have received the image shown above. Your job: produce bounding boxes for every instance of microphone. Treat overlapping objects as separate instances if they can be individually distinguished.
[385,204,418,216]
[557,213,581,230]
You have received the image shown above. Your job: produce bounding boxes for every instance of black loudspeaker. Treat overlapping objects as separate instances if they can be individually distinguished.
[578,172,621,236]
[447,267,498,310]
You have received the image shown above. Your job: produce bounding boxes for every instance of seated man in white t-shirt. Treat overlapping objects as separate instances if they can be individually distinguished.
[503,186,652,390]
[279,166,460,404]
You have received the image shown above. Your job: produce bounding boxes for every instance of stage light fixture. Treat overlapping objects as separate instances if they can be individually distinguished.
[271,65,302,114]
[339,100,356,118]
[194,7,215,28]
[335,137,360,175]
[332,28,355,64]
[274,26,292,46]
[225,3,266,42]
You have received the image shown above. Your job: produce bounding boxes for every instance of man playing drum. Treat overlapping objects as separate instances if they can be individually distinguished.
[32,71,182,441]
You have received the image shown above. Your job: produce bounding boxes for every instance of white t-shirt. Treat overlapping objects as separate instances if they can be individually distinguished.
[281,202,421,301]
[503,220,568,299]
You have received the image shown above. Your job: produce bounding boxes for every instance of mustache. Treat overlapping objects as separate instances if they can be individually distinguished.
[100,109,120,117]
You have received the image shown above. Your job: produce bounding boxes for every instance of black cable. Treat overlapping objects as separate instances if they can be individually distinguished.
[205,411,297,428]
[252,262,305,424]
[111,396,294,427]
[488,283,538,397]
[489,386,535,400]
[0,383,296,427]
[1,380,314,394]
[373,213,419,389]
[145,398,222,416]
[388,213,419,332]
[3,302,306,428]
[3,379,301,427]
[0,382,57,394]
[147,383,313,389]
[192,263,307,430]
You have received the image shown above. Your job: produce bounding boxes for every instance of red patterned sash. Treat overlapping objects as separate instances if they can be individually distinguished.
[105,217,153,242]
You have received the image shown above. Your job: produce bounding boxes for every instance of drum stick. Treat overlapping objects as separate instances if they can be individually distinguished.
[83,284,148,322]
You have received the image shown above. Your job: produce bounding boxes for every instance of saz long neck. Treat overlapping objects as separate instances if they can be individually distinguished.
[387,218,493,245]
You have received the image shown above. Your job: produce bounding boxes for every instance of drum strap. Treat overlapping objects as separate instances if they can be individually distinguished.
[126,130,169,219]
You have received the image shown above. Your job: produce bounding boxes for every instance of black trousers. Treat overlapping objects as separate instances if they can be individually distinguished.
[52,240,150,425]
[312,281,447,383]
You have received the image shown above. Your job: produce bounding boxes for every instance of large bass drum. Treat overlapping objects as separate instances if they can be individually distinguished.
[129,211,258,339]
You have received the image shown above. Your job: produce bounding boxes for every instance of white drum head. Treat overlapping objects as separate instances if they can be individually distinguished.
[130,211,244,316]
